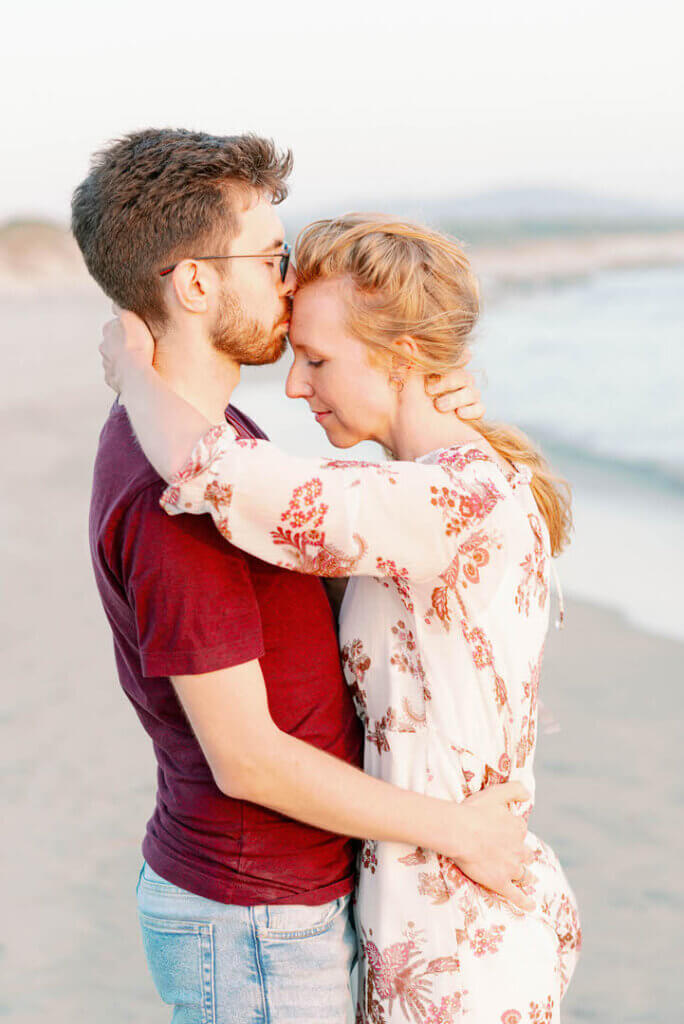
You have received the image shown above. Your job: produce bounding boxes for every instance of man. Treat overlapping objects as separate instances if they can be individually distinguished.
[73,129,531,1023]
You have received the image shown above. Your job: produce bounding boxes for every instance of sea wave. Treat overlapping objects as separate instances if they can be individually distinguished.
[518,427,684,496]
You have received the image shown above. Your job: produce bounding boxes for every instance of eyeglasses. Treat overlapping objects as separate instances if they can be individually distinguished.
[159,242,291,282]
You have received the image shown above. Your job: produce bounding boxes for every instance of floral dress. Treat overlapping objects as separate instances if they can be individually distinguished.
[161,425,581,1024]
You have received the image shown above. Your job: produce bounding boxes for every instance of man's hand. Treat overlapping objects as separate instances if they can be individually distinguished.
[424,348,484,420]
[100,308,155,394]
[450,782,535,912]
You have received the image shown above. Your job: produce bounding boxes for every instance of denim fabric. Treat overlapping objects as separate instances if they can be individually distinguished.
[136,861,356,1023]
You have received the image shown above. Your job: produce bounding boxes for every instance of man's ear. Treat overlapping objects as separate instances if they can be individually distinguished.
[169,259,213,314]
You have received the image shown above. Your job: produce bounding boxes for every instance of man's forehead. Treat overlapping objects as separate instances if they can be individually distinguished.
[235,193,285,247]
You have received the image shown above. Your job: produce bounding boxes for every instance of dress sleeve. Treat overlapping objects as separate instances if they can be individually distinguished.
[160,424,508,582]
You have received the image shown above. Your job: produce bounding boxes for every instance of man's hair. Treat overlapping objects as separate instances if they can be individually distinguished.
[71,129,293,326]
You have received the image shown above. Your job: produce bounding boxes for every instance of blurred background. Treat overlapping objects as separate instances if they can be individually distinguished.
[2,2,683,1021]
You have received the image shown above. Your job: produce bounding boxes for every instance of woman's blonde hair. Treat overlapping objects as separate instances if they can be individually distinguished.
[295,214,572,556]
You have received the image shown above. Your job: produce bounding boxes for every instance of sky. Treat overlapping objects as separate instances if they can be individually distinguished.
[3,0,683,224]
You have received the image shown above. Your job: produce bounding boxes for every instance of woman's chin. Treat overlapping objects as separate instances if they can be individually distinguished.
[321,424,365,450]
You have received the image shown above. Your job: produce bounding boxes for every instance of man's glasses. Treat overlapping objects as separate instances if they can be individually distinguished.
[159,243,291,282]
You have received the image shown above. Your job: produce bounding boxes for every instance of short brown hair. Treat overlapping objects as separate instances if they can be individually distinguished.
[71,129,292,326]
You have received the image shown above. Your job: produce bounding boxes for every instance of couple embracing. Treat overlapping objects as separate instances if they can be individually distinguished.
[75,129,581,1023]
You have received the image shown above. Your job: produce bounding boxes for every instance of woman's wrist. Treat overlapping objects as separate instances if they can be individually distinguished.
[118,361,158,406]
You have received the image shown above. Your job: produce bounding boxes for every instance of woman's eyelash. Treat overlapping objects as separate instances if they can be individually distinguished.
[307,359,324,367]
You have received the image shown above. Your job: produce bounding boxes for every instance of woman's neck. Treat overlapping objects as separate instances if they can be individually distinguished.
[384,376,484,462]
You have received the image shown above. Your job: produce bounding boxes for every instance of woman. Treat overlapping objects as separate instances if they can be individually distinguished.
[102,215,581,1023]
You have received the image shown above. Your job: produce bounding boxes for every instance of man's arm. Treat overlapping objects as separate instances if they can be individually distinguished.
[172,659,534,911]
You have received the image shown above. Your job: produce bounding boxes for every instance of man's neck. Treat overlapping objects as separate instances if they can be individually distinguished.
[153,327,241,425]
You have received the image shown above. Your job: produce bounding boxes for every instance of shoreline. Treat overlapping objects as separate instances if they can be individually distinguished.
[2,223,684,296]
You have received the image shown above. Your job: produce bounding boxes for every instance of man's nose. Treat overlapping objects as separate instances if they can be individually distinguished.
[286,361,313,399]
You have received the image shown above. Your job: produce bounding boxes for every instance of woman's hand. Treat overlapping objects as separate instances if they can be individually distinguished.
[99,309,155,394]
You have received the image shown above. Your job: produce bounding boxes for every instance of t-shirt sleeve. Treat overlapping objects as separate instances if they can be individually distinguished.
[118,483,265,678]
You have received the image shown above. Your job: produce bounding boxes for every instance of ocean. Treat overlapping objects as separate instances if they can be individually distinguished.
[238,263,684,642]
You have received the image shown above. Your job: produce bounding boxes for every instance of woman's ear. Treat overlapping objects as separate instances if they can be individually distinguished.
[391,334,420,367]
[388,336,418,393]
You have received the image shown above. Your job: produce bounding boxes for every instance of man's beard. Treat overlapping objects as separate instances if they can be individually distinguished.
[210,285,289,366]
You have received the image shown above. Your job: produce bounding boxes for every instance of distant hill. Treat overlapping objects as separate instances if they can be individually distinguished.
[285,186,684,242]
[409,186,674,221]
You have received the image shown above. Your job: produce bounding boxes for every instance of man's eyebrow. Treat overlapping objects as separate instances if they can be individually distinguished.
[260,238,284,253]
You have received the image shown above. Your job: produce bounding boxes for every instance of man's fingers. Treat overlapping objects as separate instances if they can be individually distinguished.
[456,401,485,421]
[425,371,471,396]
[493,781,531,805]
[499,882,535,913]
[456,346,473,369]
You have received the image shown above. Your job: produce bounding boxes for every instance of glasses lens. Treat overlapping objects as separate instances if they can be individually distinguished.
[280,245,291,282]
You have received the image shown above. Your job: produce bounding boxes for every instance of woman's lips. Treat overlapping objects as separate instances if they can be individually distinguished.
[313,410,331,423]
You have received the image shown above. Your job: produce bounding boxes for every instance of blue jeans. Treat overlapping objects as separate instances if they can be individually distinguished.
[136,861,356,1023]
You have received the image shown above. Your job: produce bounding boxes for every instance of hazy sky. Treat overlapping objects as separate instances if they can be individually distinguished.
[3,0,683,224]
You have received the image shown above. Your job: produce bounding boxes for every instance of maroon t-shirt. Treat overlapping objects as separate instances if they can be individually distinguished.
[89,400,363,905]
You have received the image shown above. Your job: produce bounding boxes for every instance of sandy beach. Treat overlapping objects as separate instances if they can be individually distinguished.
[2,289,682,1022]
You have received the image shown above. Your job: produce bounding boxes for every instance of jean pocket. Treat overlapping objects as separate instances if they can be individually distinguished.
[138,911,215,1023]
[138,861,189,896]
[259,895,350,940]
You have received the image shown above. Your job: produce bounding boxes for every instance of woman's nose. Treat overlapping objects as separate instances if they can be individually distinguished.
[286,361,313,399]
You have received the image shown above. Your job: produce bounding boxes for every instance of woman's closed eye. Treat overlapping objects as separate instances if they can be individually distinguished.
[307,359,324,367]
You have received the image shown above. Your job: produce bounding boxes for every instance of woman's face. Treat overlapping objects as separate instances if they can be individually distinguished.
[286,278,395,449]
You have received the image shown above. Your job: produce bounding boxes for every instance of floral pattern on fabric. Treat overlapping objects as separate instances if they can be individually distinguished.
[357,922,467,1024]
[160,430,581,1022]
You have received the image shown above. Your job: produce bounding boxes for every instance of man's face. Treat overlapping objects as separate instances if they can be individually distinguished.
[211,193,295,365]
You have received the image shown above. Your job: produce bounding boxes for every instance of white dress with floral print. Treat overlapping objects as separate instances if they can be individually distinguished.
[161,425,581,1024]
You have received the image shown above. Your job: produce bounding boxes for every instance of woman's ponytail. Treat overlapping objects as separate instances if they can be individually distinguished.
[475,421,572,556]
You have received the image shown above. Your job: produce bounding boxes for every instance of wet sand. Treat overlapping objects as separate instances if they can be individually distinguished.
[2,291,682,1022]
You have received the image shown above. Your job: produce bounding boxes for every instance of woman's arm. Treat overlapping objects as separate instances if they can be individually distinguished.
[102,313,504,583]
[121,365,215,482]
[161,422,507,584]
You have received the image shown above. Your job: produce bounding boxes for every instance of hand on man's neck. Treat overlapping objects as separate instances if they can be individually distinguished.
[152,322,241,426]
